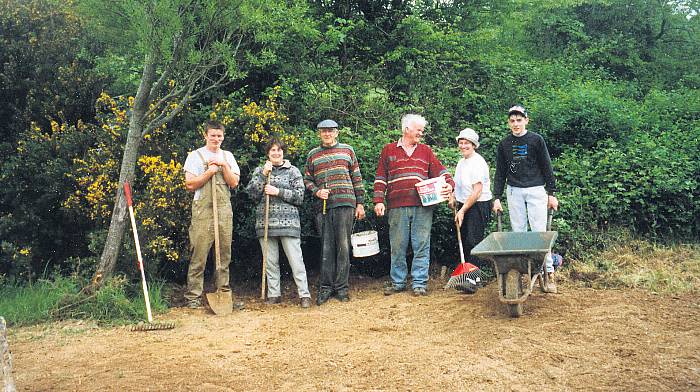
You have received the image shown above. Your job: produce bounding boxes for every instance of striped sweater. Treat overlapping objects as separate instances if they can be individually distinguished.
[303,142,365,210]
[373,142,455,209]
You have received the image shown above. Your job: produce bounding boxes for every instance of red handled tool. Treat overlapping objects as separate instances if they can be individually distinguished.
[124,182,174,331]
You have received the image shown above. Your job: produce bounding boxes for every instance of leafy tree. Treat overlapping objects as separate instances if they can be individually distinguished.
[77,0,313,290]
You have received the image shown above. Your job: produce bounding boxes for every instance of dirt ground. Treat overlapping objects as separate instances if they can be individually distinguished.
[7,274,700,392]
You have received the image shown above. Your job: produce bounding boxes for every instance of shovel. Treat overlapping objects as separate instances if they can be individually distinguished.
[260,171,271,300]
[205,174,232,315]
[444,205,485,292]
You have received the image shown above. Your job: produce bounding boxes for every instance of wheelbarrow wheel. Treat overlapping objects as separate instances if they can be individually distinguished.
[505,269,523,318]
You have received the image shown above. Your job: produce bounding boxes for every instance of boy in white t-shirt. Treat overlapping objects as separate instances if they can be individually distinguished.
[182,120,240,308]
[449,128,492,268]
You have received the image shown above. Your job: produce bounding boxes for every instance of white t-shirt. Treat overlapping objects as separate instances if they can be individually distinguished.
[183,146,240,200]
[454,152,492,203]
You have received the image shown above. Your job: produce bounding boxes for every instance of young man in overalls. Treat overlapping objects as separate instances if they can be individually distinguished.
[183,120,241,308]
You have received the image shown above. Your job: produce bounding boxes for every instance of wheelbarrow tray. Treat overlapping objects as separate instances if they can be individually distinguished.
[472,231,557,316]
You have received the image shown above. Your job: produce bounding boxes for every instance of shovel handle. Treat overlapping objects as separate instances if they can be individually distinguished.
[497,210,502,232]
[322,181,328,215]
[261,172,271,300]
[212,175,221,271]
[124,181,133,207]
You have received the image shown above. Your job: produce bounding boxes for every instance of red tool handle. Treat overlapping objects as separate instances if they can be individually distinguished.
[124,181,133,207]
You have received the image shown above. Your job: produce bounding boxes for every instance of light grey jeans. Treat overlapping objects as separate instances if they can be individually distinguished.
[507,185,554,273]
[258,236,310,298]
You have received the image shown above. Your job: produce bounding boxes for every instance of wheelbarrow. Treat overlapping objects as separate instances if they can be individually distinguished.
[471,215,557,318]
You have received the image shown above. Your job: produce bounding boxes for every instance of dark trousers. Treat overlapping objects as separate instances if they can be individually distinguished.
[458,200,492,265]
[315,207,354,294]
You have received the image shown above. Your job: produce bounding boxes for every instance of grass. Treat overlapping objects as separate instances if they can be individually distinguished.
[0,277,78,326]
[565,238,700,295]
[0,275,170,327]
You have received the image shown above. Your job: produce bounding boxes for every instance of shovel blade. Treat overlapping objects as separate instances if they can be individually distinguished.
[206,290,232,315]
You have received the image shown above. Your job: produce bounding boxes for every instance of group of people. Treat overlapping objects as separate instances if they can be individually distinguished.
[181,105,558,310]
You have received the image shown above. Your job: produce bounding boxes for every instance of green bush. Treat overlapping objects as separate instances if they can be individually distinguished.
[555,128,699,249]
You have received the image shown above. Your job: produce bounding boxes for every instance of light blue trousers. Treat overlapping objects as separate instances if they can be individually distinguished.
[507,185,554,273]
[258,236,310,298]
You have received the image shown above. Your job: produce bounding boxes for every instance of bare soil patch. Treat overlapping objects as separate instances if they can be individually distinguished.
[8,276,700,391]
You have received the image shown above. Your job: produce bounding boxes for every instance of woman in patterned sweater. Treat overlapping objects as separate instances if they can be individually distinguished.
[246,139,312,308]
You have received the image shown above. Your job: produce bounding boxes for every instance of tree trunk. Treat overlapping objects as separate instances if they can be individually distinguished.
[87,55,156,292]
[1,317,16,392]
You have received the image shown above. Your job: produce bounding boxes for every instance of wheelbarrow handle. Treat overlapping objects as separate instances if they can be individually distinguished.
[495,209,553,232]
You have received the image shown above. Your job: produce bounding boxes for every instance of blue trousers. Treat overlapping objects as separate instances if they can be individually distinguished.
[387,206,434,289]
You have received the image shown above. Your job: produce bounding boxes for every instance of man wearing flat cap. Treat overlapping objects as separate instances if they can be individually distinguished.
[303,119,366,305]
[492,105,559,292]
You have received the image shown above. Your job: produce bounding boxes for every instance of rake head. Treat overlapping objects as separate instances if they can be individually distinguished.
[130,321,175,332]
[444,262,485,293]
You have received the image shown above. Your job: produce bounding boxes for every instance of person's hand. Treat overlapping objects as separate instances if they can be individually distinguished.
[455,209,465,228]
[548,195,559,211]
[355,204,366,220]
[264,184,279,196]
[440,182,453,199]
[492,199,503,213]
[374,203,385,217]
[208,156,226,167]
[262,161,273,177]
[316,188,330,200]
[207,163,219,173]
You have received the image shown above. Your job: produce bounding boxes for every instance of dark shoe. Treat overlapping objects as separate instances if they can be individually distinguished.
[316,290,332,306]
[412,287,427,296]
[300,297,312,308]
[336,291,350,302]
[383,283,406,296]
[265,296,282,305]
[186,299,202,309]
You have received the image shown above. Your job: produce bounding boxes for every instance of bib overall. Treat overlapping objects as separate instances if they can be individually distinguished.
[185,151,233,302]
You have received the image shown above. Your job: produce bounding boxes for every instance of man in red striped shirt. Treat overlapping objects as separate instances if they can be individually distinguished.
[373,114,454,296]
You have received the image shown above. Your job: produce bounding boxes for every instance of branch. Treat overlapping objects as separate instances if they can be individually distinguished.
[143,88,194,136]
[149,32,184,100]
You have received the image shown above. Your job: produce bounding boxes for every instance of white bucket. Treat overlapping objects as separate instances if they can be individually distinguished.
[415,177,447,206]
[350,230,380,257]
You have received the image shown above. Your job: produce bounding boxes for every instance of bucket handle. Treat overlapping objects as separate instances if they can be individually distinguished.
[352,218,376,234]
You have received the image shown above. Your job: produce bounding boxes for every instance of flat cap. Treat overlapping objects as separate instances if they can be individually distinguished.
[316,119,339,129]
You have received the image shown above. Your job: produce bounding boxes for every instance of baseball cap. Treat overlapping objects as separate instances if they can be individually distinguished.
[455,127,480,148]
[316,119,339,129]
[508,105,528,117]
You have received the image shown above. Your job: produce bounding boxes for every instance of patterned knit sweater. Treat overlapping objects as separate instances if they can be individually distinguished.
[246,160,304,238]
[373,142,455,209]
[303,142,365,210]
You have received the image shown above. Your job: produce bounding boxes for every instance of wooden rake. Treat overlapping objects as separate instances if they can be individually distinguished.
[124,182,174,331]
